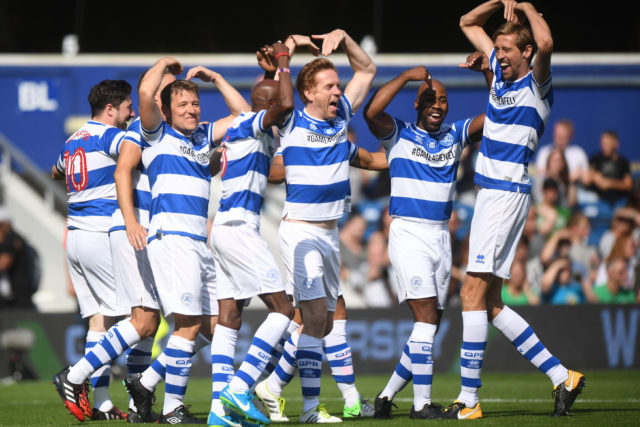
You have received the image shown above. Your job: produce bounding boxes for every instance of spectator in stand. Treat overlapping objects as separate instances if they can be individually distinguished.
[566,213,600,280]
[523,205,545,260]
[339,212,368,295]
[363,206,396,307]
[0,208,37,309]
[533,148,576,207]
[513,235,543,299]
[582,130,633,209]
[541,257,586,305]
[540,215,599,289]
[594,234,637,292]
[501,259,539,306]
[535,118,588,185]
[593,257,636,303]
[599,206,638,259]
[536,178,571,239]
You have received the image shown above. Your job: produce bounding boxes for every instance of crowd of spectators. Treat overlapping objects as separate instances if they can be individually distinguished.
[336,120,640,307]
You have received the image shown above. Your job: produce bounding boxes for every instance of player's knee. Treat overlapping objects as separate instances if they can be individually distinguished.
[218,311,242,330]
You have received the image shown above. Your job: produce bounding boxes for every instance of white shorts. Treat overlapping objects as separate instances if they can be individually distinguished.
[467,188,530,279]
[109,230,160,310]
[388,218,451,309]
[147,235,217,317]
[66,229,128,319]
[278,221,340,311]
[210,221,285,300]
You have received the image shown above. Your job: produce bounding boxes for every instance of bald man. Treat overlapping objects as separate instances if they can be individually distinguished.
[207,42,296,426]
[363,66,485,419]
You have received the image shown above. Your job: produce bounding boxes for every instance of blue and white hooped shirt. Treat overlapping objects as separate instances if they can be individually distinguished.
[277,95,358,221]
[381,118,472,224]
[214,110,274,227]
[56,120,125,232]
[474,49,553,193]
[140,121,216,243]
[110,117,152,232]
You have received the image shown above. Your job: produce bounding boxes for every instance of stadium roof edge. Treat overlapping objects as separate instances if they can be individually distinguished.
[1,53,640,66]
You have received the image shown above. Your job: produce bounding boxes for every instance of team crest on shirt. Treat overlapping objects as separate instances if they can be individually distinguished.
[266,269,280,283]
[191,130,206,144]
[410,276,422,288]
[181,292,195,306]
[425,138,439,154]
[440,133,455,148]
[303,277,315,290]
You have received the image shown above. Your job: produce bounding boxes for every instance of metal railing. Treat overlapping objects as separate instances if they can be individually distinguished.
[0,132,67,213]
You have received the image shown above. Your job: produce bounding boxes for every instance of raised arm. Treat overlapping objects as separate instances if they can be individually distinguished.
[460,0,503,58]
[186,66,250,144]
[139,57,182,131]
[114,140,147,250]
[364,66,431,139]
[261,42,295,129]
[515,2,553,83]
[312,29,376,112]
[186,66,250,117]
[459,51,494,89]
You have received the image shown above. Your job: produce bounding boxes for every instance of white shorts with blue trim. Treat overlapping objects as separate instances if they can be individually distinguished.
[66,229,129,318]
[110,229,160,310]
[388,217,451,309]
[210,221,285,300]
[467,188,530,279]
[278,221,340,311]
[147,234,217,316]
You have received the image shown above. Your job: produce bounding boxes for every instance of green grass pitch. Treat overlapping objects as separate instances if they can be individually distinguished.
[2,370,639,425]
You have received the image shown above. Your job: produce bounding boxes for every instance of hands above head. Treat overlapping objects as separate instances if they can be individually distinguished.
[186,66,220,83]
[257,45,277,72]
[159,56,183,75]
[285,34,320,56]
[311,29,347,56]
[404,65,432,84]
[459,51,490,72]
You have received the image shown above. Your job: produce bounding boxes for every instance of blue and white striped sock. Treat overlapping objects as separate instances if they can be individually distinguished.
[210,325,237,416]
[68,319,141,385]
[323,319,359,407]
[230,312,290,392]
[127,336,153,375]
[381,343,412,399]
[163,335,195,415]
[85,332,112,412]
[408,322,437,410]
[297,334,323,413]
[457,311,487,408]
[492,305,568,386]
[253,320,299,391]
[266,330,299,396]
[140,352,166,392]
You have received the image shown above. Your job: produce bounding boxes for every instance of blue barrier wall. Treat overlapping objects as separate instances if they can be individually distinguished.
[1,59,639,170]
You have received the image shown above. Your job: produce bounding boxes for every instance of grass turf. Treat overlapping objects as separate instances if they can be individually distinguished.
[2,370,638,425]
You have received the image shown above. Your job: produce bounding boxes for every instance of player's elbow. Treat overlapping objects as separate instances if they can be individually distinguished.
[536,36,554,54]
[460,14,473,30]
